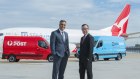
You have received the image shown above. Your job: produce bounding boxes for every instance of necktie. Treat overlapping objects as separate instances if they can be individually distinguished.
[82,35,86,43]
[62,32,65,42]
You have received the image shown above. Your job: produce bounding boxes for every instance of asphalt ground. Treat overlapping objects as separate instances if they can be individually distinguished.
[0,53,140,79]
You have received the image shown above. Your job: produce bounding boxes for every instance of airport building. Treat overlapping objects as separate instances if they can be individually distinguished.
[126,32,140,53]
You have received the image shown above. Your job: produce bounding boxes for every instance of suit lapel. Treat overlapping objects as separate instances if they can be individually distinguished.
[64,32,67,41]
[57,29,66,44]
[82,34,89,44]
[63,32,68,44]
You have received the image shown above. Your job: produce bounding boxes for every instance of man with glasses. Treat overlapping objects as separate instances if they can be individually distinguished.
[50,20,70,79]
[79,24,94,79]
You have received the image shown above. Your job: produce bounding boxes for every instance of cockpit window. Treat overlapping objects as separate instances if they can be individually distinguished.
[0,33,3,36]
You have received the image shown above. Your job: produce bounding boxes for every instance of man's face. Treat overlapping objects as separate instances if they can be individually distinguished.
[59,22,66,31]
[82,26,89,35]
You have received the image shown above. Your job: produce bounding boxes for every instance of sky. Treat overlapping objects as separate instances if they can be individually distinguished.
[0,0,140,33]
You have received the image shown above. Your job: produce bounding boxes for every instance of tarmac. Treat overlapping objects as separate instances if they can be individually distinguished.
[0,53,140,79]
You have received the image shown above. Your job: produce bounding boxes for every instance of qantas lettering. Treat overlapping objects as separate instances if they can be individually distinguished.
[21,32,50,40]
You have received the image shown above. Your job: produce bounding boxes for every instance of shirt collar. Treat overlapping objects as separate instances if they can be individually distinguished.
[59,29,64,33]
[84,33,88,37]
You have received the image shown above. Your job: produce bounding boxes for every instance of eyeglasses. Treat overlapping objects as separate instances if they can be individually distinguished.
[82,28,89,30]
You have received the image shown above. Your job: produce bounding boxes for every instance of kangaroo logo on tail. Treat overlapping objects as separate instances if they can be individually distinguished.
[111,4,130,37]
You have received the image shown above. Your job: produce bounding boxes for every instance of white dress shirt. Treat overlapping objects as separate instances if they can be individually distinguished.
[59,29,65,42]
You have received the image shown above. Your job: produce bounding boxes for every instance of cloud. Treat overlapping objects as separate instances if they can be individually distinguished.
[29,0,94,13]
[0,0,139,34]
[108,0,140,4]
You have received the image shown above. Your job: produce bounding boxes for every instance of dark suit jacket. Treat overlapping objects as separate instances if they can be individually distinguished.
[50,29,70,57]
[79,34,94,62]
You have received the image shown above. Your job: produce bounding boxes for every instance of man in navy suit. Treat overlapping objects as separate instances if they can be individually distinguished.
[79,24,94,79]
[50,20,70,79]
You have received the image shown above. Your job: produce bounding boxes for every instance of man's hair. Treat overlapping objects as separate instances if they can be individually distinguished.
[81,24,89,28]
[60,20,66,23]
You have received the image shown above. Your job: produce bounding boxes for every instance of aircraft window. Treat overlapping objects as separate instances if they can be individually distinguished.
[38,41,48,49]
[0,33,3,36]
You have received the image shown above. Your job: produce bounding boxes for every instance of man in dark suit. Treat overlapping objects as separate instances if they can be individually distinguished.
[50,20,70,79]
[79,24,94,79]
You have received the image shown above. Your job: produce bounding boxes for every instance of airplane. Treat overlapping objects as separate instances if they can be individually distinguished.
[0,4,130,57]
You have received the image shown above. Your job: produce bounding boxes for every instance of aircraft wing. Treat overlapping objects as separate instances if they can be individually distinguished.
[126,32,140,39]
